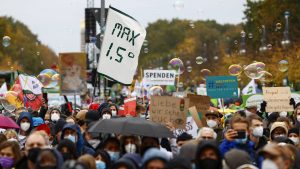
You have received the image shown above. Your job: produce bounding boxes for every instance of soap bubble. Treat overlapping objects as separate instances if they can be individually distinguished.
[168,58,184,75]
[187,66,192,73]
[213,56,219,60]
[267,44,272,50]
[2,36,11,47]
[259,71,273,83]
[276,23,282,30]
[228,64,242,76]
[174,0,184,11]
[244,63,265,79]
[248,33,253,39]
[278,60,288,72]
[240,30,246,38]
[200,69,211,80]
[37,74,51,87]
[149,86,163,96]
[178,82,183,88]
[195,56,204,64]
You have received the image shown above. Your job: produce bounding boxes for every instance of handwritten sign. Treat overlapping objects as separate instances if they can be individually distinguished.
[150,96,189,129]
[187,94,211,127]
[263,87,293,112]
[206,76,238,98]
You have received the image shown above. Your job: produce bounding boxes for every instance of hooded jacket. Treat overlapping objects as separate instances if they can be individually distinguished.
[219,139,255,162]
[17,111,33,132]
[36,149,64,169]
[195,140,222,169]
[60,123,95,156]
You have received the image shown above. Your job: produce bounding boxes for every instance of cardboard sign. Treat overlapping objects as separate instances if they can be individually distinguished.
[263,87,293,112]
[124,97,137,116]
[97,6,146,85]
[188,106,203,128]
[174,116,199,138]
[206,76,238,98]
[144,70,176,85]
[150,96,189,129]
[187,94,211,127]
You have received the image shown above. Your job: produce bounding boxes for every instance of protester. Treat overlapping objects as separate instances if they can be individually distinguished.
[142,148,169,169]
[195,140,222,169]
[120,135,140,155]
[270,122,288,141]
[288,127,300,146]
[205,110,223,142]
[0,141,22,169]
[247,114,268,150]
[77,154,97,169]
[17,111,33,149]
[57,139,78,161]
[196,127,217,141]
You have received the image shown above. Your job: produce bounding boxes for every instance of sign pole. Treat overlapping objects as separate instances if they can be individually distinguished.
[176,68,180,92]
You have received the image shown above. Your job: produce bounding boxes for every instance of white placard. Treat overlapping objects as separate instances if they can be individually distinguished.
[144,70,176,85]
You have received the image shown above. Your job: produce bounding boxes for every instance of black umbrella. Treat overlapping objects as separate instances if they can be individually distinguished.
[88,117,174,138]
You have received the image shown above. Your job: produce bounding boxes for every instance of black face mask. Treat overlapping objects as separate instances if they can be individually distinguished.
[197,158,220,169]
[28,148,41,163]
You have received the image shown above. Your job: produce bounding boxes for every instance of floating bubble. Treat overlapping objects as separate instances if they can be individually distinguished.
[267,44,272,50]
[278,60,288,72]
[276,23,282,30]
[255,62,266,70]
[168,58,184,75]
[144,48,149,54]
[178,82,183,88]
[213,56,219,60]
[48,74,60,88]
[186,60,191,65]
[240,30,246,38]
[234,40,238,45]
[143,40,148,46]
[149,86,163,96]
[244,63,265,79]
[203,58,208,62]
[248,33,253,39]
[174,0,184,11]
[37,51,40,56]
[259,71,273,83]
[195,56,204,64]
[40,69,57,77]
[187,66,192,73]
[37,74,51,86]
[228,64,242,76]
[200,69,211,80]
[2,36,11,47]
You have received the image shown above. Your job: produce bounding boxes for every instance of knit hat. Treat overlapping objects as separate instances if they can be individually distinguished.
[224,149,252,169]
[270,122,288,135]
[36,124,51,136]
[176,132,193,143]
[32,117,44,127]
[288,128,300,136]
[142,148,168,167]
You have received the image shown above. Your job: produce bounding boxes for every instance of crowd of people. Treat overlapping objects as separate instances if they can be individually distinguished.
[0,96,300,169]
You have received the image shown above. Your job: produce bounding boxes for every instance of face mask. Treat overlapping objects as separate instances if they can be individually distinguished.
[65,135,76,143]
[245,110,252,117]
[297,115,300,122]
[0,157,14,168]
[20,122,30,131]
[252,126,264,137]
[102,114,111,119]
[140,114,146,118]
[274,134,286,138]
[206,120,217,128]
[107,151,120,161]
[197,158,219,169]
[279,111,287,117]
[28,148,41,163]
[125,144,137,153]
[96,160,106,169]
[111,110,117,116]
[8,138,18,142]
[88,139,100,149]
[261,159,278,169]
[289,137,299,145]
[51,113,60,122]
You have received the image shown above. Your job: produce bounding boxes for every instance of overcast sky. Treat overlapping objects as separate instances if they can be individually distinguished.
[0,0,246,54]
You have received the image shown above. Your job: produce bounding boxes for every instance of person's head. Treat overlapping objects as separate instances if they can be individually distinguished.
[293,107,300,123]
[103,137,121,162]
[94,150,111,169]
[0,141,21,168]
[176,132,193,147]
[223,149,257,169]
[141,137,159,156]
[17,112,33,134]
[121,135,140,154]
[196,127,217,141]
[205,110,222,128]
[102,108,112,119]
[142,148,168,169]
[247,114,264,138]
[270,122,288,140]
[245,106,257,116]
[35,149,64,169]
[4,130,18,141]
[78,154,97,169]
[109,104,118,117]
[136,104,146,117]
[178,140,198,163]
[260,143,291,169]
[66,116,76,124]
[57,139,77,161]
[195,140,222,169]
[288,128,300,145]
[277,117,292,129]
[50,108,61,122]
[25,131,50,154]
[0,134,7,145]
[61,123,80,144]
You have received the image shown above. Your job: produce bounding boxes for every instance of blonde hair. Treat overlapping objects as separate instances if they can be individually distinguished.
[4,129,17,139]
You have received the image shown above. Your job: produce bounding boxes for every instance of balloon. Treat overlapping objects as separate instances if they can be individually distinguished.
[244,63,265,79]
[149,86,163,96]
[278,60,288,72]
[228,64,242,76]
[168,58,184,75]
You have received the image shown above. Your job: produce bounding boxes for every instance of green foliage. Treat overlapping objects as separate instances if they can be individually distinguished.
[0,16,58,75]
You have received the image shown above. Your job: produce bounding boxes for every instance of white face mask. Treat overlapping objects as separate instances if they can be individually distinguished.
[111,110,117,117]
[279,111,287,117]
[206,120,217,128]
[51,113,60,121]
[20,122,30,131]
[102,114,111,119]
[8,138,18,142]
[252,126,264,137]
[297,115,300,122]
[289,137,299,145]
[262,159,278,169]
[125,144,136,153]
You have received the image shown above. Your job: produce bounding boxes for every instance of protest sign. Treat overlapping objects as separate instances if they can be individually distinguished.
[143,70,176,85]
[206,76,238,98]
[263,87,293,112]
[150,96,189,129]
[292,93,300,104]
[174,116,199,138]
[59,53,87,95]
[188,106,203,128]
[187,94,211,127]
[97,6,146,85]
[124,97,137,116]
[172,92,187,98]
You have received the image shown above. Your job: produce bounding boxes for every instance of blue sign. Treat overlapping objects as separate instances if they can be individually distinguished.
[206,76,238,98]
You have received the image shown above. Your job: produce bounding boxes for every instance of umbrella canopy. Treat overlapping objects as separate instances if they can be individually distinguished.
[88,117,174,138]
[0,115,19,129]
